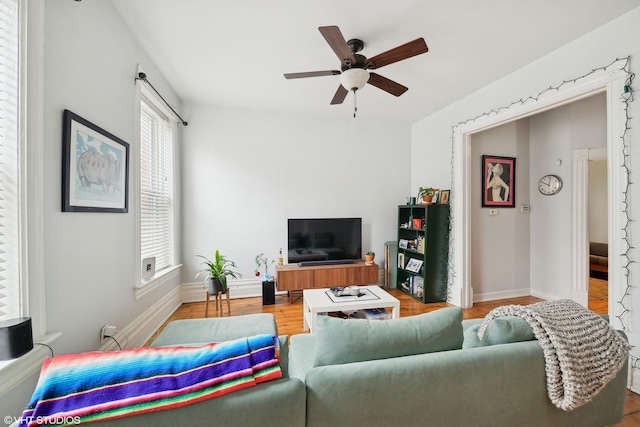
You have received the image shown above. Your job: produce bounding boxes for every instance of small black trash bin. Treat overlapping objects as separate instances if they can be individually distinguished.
[262,280,275,305]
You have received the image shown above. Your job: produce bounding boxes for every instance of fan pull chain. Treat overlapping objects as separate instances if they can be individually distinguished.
[353,90,358,118]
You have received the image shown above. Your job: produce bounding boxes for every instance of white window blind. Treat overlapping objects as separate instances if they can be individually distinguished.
[0,0,22,321]
[140,98,174,273]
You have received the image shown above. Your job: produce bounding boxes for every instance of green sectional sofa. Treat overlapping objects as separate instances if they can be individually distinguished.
[32,309,626,427]
[288,309,627,427]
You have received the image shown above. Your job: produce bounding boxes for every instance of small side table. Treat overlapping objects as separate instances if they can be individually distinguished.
[204,289,230,317]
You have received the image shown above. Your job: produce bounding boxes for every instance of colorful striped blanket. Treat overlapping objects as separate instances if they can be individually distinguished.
[18,334,281,426]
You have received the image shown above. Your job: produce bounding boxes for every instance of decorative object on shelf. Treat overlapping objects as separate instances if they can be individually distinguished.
[417,187,436,205]
[399,239,409,249]
[277,248,284,265]
[196,250,242,295]
[416,235,425,254]
[62,110,130,213]
[406,196,417,205]
[412,218,423,229]
[538,174,563,195]
[482,155,516,208]
[398,253,405,269]
[364,251,375,265]
[254,253,275,281]
[405,258,423,273]
[439,190,450,205]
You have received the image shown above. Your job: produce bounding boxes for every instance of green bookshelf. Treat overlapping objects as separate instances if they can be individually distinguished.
[396,204,450,303]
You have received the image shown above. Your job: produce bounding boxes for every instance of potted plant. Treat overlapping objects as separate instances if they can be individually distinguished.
[254,253,275,281]
[365,251,375,265]
[196,250,242,295]
[418,187,436,204]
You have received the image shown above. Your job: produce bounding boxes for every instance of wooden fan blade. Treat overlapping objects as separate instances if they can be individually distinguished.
[330,85,349,105]
[319,26,356,65]
[284,70,341,79]
[365,38,428,69]
[367,73,408,97]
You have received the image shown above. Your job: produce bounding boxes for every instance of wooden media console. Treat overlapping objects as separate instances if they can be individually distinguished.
[276,261,379,303]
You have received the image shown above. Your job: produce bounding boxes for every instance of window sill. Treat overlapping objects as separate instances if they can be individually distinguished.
[135,264,182,300]
[0,332,61,396]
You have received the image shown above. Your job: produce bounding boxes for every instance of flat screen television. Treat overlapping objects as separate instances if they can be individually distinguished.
[287,218,362,266]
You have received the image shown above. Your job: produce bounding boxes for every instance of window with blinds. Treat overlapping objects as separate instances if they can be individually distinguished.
[0,0,22,321]
[139,98,175,275]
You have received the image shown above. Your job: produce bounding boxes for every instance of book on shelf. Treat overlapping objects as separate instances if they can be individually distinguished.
[410,276,424,298]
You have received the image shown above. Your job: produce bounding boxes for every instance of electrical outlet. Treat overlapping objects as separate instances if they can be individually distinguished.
[101,325,116,344]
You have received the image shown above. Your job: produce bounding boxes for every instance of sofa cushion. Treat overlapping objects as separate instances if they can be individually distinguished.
[288,333,317,381]
[313,307,463,367]
[150,314,278,347]
[463,316,535,348]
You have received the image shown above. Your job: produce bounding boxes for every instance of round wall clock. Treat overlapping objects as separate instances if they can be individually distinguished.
[538,174,563,195]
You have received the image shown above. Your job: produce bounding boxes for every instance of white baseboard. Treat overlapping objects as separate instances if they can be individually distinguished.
[99,286,182,351]
[473,287,531,303]
[181,279,267,303]
[529,289,564,302]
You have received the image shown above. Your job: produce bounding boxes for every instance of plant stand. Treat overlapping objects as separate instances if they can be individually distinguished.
[204,289,230,317]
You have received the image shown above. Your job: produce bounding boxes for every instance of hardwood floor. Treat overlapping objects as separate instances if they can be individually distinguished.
[148,287,639,426]
[589,276,609,314]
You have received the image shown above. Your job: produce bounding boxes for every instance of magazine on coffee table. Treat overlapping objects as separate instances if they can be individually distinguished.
[325,288,381,303]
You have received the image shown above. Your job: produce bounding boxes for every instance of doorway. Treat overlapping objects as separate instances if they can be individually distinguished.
[451,59,628,331]
[588,157,608,314]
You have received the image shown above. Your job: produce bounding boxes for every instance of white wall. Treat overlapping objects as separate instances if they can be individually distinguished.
[470,121,531,300]
[589,160,608,243]
[529,93,606,299]
[42,0,182,356]
[412,7,639,388]
[180,105,410,284]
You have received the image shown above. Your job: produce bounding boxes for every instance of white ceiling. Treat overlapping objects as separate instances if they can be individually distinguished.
[111,0,640,125]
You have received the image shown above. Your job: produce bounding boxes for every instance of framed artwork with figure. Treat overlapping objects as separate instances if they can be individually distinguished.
[62,110,130,213]
[482,155,515,208]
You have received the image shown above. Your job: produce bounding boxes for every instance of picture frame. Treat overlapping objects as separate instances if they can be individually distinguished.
[399,239,409,249]
[482,155,515,208]
[397,253,405,269]
[62,110,130,213]
[405,258,423,273]
[431,189,439,204]
[439,189,450,205]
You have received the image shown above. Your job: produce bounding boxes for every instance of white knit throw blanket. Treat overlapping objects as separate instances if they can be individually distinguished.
[478,299,629,411]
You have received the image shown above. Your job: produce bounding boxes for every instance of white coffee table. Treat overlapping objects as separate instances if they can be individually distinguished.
[303,285,400,333]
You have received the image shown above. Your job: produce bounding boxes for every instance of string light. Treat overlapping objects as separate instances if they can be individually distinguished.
[447,57,637,370]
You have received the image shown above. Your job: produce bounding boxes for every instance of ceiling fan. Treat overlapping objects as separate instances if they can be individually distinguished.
[284,26,428,112]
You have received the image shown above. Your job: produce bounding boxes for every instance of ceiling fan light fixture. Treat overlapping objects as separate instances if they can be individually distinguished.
[340,68,369,91]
